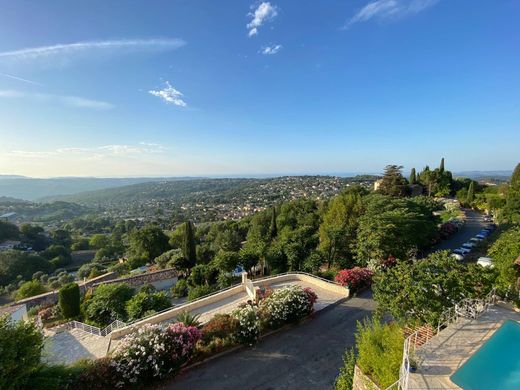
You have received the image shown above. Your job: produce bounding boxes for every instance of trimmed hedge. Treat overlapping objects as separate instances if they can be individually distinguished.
[59,283,80,318]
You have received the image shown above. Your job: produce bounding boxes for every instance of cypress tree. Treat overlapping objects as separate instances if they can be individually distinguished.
[182,221,197,269]
[466,181,475,204]
[409,168,417,185]
[510,163,520,191]
[58,282,80,318]
[269,207,277,240]
[439,157,445,173]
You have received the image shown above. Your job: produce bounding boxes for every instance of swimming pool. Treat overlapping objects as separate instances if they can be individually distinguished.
[451,320,520,389]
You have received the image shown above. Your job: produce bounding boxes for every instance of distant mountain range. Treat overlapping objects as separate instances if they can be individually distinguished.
[454,171,512,180]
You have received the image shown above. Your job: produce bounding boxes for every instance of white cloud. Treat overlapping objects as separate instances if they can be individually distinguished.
[261,44,283,55]
[148,81,187,107]
[346,0,439,27]
[0,89,113,110]
[0,38,185,64]
[247,2,278,37]
[0,72,42,86]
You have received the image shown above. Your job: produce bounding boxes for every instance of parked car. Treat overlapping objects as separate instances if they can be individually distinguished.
[477,257,493,267]
[455,247,471,255]
[462,242,476,249]
[470,237,483,243]
[475,234,487,240]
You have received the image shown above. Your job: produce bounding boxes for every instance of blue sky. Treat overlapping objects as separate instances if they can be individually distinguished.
[0,0,518,177]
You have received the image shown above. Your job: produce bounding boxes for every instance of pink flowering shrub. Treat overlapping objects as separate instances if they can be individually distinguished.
[111,323,202,386]
[335,267,373,291]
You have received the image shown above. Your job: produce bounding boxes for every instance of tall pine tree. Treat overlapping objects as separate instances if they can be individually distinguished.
[409,168,417,185]
[439,157,445,173]
[466,181,475,205]
[182,220,197,269]
[269,207,277,240]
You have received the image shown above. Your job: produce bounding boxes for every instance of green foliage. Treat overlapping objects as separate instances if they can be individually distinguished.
[356,318,403,389]
[334,347,357,390]
[88,234,110,249]
[487,226,520,295]
[127,224,170,262]
[154,248,183,269]
[409,168,417,185]
[356,195,438,263]
[125,291,171,321]
[175,311,201,327]
[182,221,197,268]
[171,279,188,298]
[0,220,20,242]
[0,251,53,287]
[188,284,216,301]
[82,283,134,326]
[0,315,44,390]
[51,229,72,249]
[41,245,71,265]
[378,165,408,197]
[16,280,47,300]
[212,250,240,272]
[77,262,106,280]
[467,181,475,204]
[188,264,218,287]
[59,282,81,318]
[373,251,497,325]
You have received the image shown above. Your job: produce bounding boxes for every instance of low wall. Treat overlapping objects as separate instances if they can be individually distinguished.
[13,272,117,309]
[110,284,246,340]
[252,273,349,297]
[353,365,382,390]
[93,268,178,290]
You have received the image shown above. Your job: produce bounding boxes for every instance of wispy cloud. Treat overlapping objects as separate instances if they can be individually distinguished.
[9,143,167,160]
[0,38,185,63]
[247,2,278,37]
[149,81,187,107]
[0,72,42,86]
[0,89,113,110]
[345,0,439,27]
[261,44,283,55]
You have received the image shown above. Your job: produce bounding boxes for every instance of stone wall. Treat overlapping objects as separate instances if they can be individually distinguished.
[13,272,117,309]
[92,268,178,290]
[352,365,382,390]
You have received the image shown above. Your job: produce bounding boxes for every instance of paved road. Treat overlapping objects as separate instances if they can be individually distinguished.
[161,290,376,390]
[431,209,487,253]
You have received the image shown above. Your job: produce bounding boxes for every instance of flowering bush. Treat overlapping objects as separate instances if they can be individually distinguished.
[111,322,201,386]
[231,304,260,346]
[259,285,317,329]
[335,267,373,291]
[201,313,238,343]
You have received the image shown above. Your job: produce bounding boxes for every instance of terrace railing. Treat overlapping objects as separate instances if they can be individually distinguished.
[65,319,126,337]
[385,288,497,390]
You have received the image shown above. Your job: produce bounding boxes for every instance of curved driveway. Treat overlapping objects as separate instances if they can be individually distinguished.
[432,209,487,252]
[160,290,376,390]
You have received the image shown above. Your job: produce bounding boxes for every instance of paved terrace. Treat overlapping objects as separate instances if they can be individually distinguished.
[409,304,520,389]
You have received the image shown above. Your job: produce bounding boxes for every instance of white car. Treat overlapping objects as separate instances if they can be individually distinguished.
[470,237,482,243]
[477,257,493,267]
[456,247,471,255]
[462,242,476,249]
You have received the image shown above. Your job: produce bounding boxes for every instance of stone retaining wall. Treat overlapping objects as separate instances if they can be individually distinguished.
[93,268,178,290]
[353,365,382,390]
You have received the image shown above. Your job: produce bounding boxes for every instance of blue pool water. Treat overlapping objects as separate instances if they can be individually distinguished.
[451,320,520,389]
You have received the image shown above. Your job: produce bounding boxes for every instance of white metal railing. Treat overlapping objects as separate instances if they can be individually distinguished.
[65,319,126,337]
[386,288,497,390]
[251,271,343,287]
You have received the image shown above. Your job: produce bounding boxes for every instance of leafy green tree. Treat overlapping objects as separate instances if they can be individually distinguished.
[0,315,44,390]
[59,282,80,318]
[503,163,520,223]
[269,207,278,240]
[171,279,188,298]
[187,264,218,287]
[153,248,184,269]
[373,251,497,324]
[182,221,197,269]
[51,229,72,249]
[20,224,47,251]
[213,250,240,273]
[488,226,520,296]
[127,224,170,262]
[319,189,364,268]
[188,284,216,301]
[15,280,47,300]
[0,221,19,242]
[125,291,170,321]
[77,262,106,279]
[82,283,134,326]
[89,234,110,249]
[335,347,357,390]
[378,165,408,197]
[0,251,52,287]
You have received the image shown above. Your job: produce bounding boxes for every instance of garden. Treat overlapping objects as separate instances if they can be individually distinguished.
[1,284,318,390]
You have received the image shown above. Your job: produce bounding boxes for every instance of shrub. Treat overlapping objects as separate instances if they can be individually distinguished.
[335,347,357,390]
[59,283,80,318]
[171,279,188,298]
[0,315,44,389]
[188,284,215,301]
[356,318,403,388]
[176,311,202,327]
[335,267,373,291]
[82,283,134,326]
[72,358,121,390]
[259,285,317,329]
[15,280,47,300]
[112,323,201,386]
[77,262,106,280]
[201,314,238,343]
[125,291,171,321]
[231,304,260,346]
